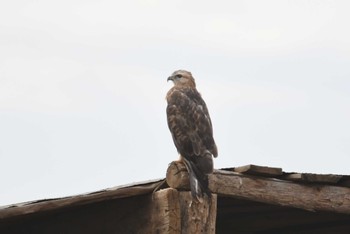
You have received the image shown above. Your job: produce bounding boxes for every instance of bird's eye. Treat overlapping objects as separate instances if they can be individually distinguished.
[175,74,182,79]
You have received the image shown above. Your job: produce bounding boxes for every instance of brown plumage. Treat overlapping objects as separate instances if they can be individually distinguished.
[166,70,218,202]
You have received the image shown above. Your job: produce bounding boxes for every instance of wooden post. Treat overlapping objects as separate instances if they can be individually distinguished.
[152,188,217,234]
[161,161,217,233]
[151,188,181,233]
[178,191,217,234]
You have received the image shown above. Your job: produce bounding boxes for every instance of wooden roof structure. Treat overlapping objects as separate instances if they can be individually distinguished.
[1,163,350,233]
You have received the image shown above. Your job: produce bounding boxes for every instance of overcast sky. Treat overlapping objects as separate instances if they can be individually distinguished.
[1,0,349,206]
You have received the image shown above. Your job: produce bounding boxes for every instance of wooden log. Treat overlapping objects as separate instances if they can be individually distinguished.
[166,162,350,214]
[152,188,217,234]
[209,170,350,214]
[166,161,190,190]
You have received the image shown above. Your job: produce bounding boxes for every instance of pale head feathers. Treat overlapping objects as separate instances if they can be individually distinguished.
[167,70,196,88]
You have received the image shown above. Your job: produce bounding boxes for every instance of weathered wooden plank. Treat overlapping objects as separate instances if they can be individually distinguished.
[233,164,283,176]
[209,170,350,214]
[283,173,342,184]
[0,179,165,220]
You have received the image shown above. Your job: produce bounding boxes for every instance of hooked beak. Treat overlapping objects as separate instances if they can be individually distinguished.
[167,76,174,82]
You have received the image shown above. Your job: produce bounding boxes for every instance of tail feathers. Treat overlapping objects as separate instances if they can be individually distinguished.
[182,158,211,202]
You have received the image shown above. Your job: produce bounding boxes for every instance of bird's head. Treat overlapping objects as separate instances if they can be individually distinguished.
[167,70,196,88]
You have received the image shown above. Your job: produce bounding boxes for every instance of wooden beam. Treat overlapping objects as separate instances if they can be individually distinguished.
[166,162,350,214]
[152,188,217,234]
[209,170,350,214]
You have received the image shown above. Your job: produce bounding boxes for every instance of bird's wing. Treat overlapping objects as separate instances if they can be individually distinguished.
[166,87,217,160]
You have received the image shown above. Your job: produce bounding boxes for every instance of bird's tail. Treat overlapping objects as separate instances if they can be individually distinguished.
[182,155,213,202]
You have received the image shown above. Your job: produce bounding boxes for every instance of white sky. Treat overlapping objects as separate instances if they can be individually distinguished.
[1,0,349,206]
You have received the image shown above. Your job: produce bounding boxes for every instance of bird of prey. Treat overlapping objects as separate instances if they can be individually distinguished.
[166,70,218,202]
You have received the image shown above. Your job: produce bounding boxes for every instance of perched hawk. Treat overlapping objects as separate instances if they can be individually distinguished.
[166,70,218,201]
